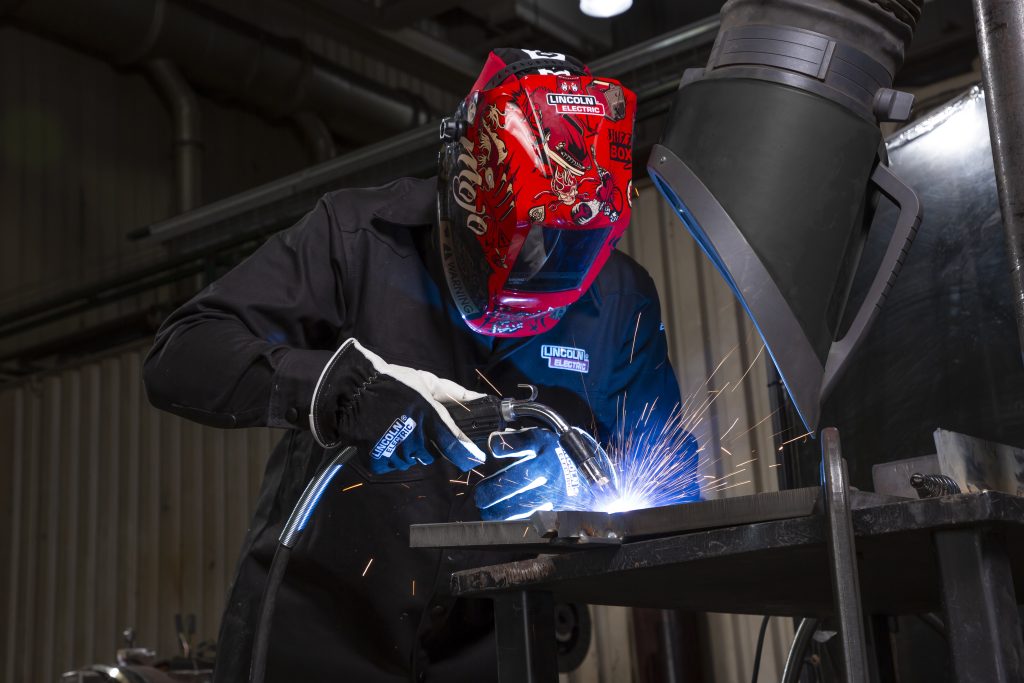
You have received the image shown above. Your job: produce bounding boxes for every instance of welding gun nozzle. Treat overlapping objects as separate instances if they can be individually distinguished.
[579,456,611,489]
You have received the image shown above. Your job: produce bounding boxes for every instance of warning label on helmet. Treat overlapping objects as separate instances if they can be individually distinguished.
[545,93,605,116]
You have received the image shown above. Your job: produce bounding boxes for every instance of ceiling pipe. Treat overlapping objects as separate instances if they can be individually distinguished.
[147,59,202,213]
[0,18,723,345]
[292,112,337,164]
[3,0,430,140]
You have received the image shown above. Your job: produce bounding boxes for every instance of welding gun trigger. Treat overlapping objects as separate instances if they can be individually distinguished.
[514,384,539,402]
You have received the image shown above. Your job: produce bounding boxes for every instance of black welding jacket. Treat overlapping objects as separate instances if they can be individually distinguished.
[144,177,682,682]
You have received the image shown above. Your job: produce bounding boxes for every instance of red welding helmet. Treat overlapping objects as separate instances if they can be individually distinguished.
[438,48,638,337]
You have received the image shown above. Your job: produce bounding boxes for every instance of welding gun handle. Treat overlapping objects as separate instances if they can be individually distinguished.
[452,395,506,448]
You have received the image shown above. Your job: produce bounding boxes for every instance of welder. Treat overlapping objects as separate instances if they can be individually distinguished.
[144,47,698,683]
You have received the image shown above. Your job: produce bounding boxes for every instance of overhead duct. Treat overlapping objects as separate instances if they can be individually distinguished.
[2,0,430,140]
[649,0,925,431]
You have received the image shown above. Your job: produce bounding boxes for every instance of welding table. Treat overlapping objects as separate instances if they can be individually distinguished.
[412,488,1024,682]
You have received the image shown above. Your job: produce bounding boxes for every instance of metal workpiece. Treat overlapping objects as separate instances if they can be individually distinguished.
[820,428,869,683]
[411,487,830,551]
[445,491,1024,619]
[935,527,1024,682]
[973,0,1024,364]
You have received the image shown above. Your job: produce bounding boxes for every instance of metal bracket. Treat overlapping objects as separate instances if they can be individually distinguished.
[821,427,869,683]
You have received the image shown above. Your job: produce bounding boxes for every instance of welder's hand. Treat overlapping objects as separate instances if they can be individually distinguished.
[474,427,598,521]
[309,338,487,474]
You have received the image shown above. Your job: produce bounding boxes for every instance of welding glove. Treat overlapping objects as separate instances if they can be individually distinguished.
[309,338,487,474]
[475,427,602,521]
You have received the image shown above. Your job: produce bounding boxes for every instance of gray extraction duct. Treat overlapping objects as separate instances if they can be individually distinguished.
[2,0,430,140]
[648,0,925,431]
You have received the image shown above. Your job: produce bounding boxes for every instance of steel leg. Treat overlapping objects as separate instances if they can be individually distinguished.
[973,0,1024,362]
[493,591,559,683]
[866,615,898,683]
[821,427,870,682]
[934,528,1024,682]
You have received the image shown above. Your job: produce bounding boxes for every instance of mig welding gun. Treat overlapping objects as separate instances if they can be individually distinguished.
[453,384,617,493]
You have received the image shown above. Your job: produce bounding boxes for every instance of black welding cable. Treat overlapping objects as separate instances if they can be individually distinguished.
[750,615,771,683]
[781,617,819,683]
[249,446,356,683]
[250,544,291,683]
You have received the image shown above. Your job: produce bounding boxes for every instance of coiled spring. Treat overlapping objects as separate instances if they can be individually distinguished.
[910,472,961,498]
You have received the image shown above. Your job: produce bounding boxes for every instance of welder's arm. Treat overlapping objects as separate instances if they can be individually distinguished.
[144,198,344,430]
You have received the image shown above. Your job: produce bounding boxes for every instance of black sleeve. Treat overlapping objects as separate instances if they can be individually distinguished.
[143,197,346,429]
[601,275,683,442]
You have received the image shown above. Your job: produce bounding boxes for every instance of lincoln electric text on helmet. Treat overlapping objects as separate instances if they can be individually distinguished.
[439,47,638,337]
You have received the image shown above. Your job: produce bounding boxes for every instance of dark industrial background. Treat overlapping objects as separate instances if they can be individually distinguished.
[0,0,991,681]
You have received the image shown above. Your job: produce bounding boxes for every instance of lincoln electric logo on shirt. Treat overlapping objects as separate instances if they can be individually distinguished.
[545,92,605,116]
[541,345,590,373]
[373,415,416,460]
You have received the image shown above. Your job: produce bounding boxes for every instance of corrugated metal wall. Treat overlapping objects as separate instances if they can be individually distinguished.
[1,185,794,681]
[0,347,277,681]
[622,186,795,682]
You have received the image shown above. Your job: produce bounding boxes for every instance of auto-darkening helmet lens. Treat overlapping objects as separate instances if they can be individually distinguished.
[507,226,611,292]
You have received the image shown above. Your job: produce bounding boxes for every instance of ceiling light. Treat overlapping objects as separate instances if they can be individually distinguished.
[580,0,632,18]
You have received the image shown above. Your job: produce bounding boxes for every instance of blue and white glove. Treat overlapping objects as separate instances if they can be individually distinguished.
[310,339,487,474]
[474,427,600,521]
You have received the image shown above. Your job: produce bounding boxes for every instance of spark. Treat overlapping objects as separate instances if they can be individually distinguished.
[362,558,374,577]
[342,483,363,492]
[475,368,502,396]
[445,392,470,412]
[411,580,416,596]
[485,344,782,518]
[449,478,469,485]
[471,469,485,479]
[731,344,766,391]
[769,463,782,468]
[629,312,643,364]
[778,431,813,450]
[522,526,530,537]
[715,480,752,492]
[455,492,465,496]
[726,409,778,444]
